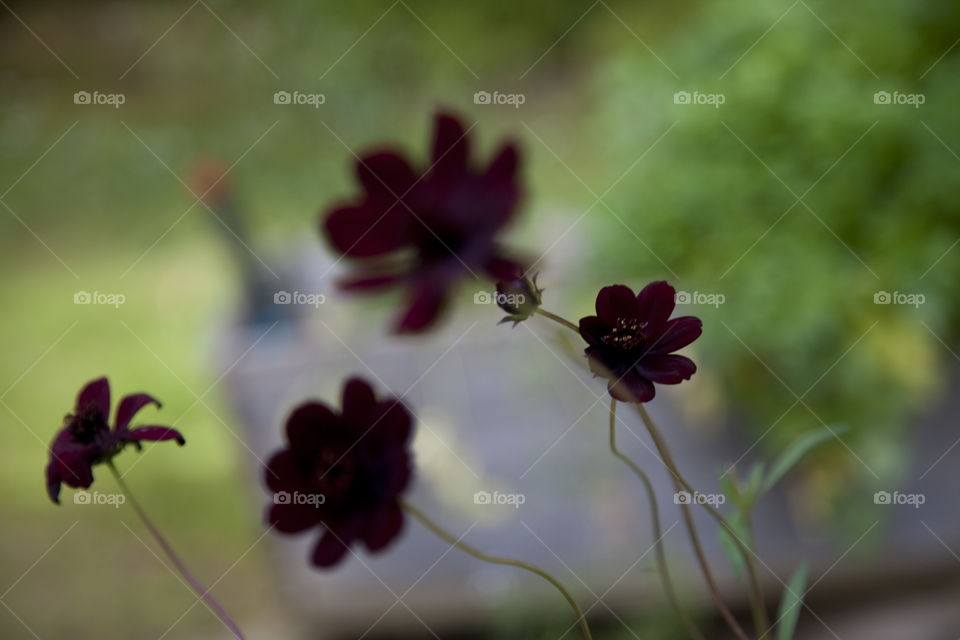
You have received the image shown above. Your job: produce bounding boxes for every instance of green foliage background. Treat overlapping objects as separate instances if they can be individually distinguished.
[591,0,959,488]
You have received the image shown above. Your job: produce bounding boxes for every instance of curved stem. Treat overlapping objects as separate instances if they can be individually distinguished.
[609,400,705,640]
[535,308,580,334]
[635,405,768,638]
[107,462,245,640]
[628,407,752,640]
[401,499,592,640]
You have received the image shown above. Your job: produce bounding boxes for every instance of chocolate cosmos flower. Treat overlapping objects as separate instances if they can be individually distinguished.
[46,377,185,504]
[323,113,525,333]
[264,377,413,568]
[579,282,702,403]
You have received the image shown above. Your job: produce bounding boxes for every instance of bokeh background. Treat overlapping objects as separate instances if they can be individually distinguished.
[2,1,960,638]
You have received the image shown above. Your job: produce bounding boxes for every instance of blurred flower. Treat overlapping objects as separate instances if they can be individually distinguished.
[322,112,525,333]
[579,282,702,403]
[264,377,413,568]
[46,377,185,504]
[496,273,542,326]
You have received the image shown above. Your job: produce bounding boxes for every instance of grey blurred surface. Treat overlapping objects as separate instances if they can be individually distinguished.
[220,246,960,639]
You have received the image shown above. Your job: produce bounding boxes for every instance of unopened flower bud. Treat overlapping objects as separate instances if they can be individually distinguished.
[495,274,542,326]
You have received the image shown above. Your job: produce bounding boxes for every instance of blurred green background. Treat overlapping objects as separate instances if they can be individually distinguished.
[1,0,958,637]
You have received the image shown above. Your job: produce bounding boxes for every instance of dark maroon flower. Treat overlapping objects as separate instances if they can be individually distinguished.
[579,282,702,403]
[45,377,185,504]
[264,377,413,568]
[322,112,525,333]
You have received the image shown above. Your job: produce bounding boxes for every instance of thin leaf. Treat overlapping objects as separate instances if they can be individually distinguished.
[762,426,847,494]
[775,563,809,640]
[741,461,766,509]
[746,462,765,495]
[718,470,743,509]
[716,511,748,578]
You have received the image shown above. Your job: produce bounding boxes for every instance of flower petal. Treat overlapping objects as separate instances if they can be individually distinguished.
[378,452,413,497]
[268,502,321,534]
[264,450,304,493]
[339,271,404,291]
[634,354,696,385]
[52,451,94,490]
[393,279,450,334]
[370,399,412,446]
[635,281,676,334]
[484,143,519,187]
[355,151,418,198]
[483,253,524,282]
[481,144,522,228]
[585,346,618,378]
[431,113,470,179]
[323,202,412,258]
[311,529,352,568]
[342,378,376,423]
[77,377,110,418]
[363,502,404,552]
[579,316,608,347]
[595,285,640,325]
[285,402,336,454]
[45,461,62,504]
[124,425,185,445]
[48,428,99,489]
[115,393,161,431]
[649,316,702,354]
[608,369,656,403]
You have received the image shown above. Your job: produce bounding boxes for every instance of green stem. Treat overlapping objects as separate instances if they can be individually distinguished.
[107,462,245,639]
[609,400,705,640]
[635,405,769,638]
[401,499,592,640]
[535,308,580,333]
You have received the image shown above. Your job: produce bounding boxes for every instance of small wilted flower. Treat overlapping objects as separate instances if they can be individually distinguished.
[45,377,185,504]
[579,282,702,403]
[496,273,542,326]
[264,377,413,568]
[322,112,526,333]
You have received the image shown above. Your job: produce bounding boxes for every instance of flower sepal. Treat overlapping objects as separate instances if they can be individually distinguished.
[496,273,543,327]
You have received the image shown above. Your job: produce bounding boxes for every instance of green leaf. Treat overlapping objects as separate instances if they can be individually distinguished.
[741,461,766,508]
[716,511,749,578]
[746,462,765,494]
[762,426,847,494]
[775,563,809,640]
[718,469,743,508]
[719,462,766,514]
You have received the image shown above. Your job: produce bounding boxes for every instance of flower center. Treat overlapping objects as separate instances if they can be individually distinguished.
[602,317,647,351]
[315,447,357,495]
[67,404,108,443]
